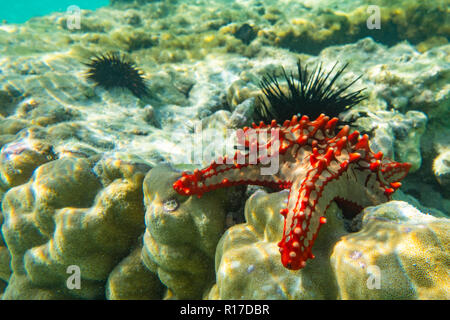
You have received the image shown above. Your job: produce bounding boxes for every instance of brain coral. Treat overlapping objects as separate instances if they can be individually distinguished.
[356,110,427,173]
[142,165,238,299]
[1,154,447,300]
[1,154,152,299]
[0,138,56,192]
[106,247,165,300]
[331,201,450,299]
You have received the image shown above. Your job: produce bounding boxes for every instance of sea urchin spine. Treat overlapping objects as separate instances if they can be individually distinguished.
[256,61,366,123]
[85,52,149,98]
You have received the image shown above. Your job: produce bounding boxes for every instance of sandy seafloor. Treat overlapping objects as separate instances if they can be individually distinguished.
[0,0,448,300]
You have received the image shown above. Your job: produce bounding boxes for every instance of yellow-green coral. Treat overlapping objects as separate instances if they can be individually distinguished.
[0,138,56,191]
[141,165,231,299]
[207,191,449,300]
[269,2,449,55]
[106,247,165,300]
[1,155,150,299]
[331,201,450,299]
[208,190,347,300]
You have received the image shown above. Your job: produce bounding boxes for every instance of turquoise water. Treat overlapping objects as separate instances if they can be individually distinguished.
[0,0,109,23]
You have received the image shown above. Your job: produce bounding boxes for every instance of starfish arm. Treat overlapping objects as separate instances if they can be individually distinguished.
[174,121,295,197]
[173,159,291,198]
[380,161,411,184]
[278,175,327,270]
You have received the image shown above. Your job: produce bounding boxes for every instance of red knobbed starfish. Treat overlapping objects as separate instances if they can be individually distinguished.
[173,114,411,270]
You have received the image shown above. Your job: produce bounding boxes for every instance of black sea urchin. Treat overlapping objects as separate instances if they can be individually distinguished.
[85,52,149,98]
[255,61,366,123]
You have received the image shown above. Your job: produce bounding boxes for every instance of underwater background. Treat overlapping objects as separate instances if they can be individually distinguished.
[0,0,109,24]
[0,0,448,300]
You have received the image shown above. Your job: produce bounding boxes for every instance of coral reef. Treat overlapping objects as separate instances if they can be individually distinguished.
[1,154,150,299]
[0,138,56,192]
[433,147,450,190]
[351,110,427,172]
[174,113,411,269]
[267,1,449,55]
[2,0,447,64]
[208,190,449,299]
[106,247,165,300]
[331,201,450,299]
[208,190,346,299]
[142,165,241,299]
[226,38,448,213]
[0,0,448,300]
